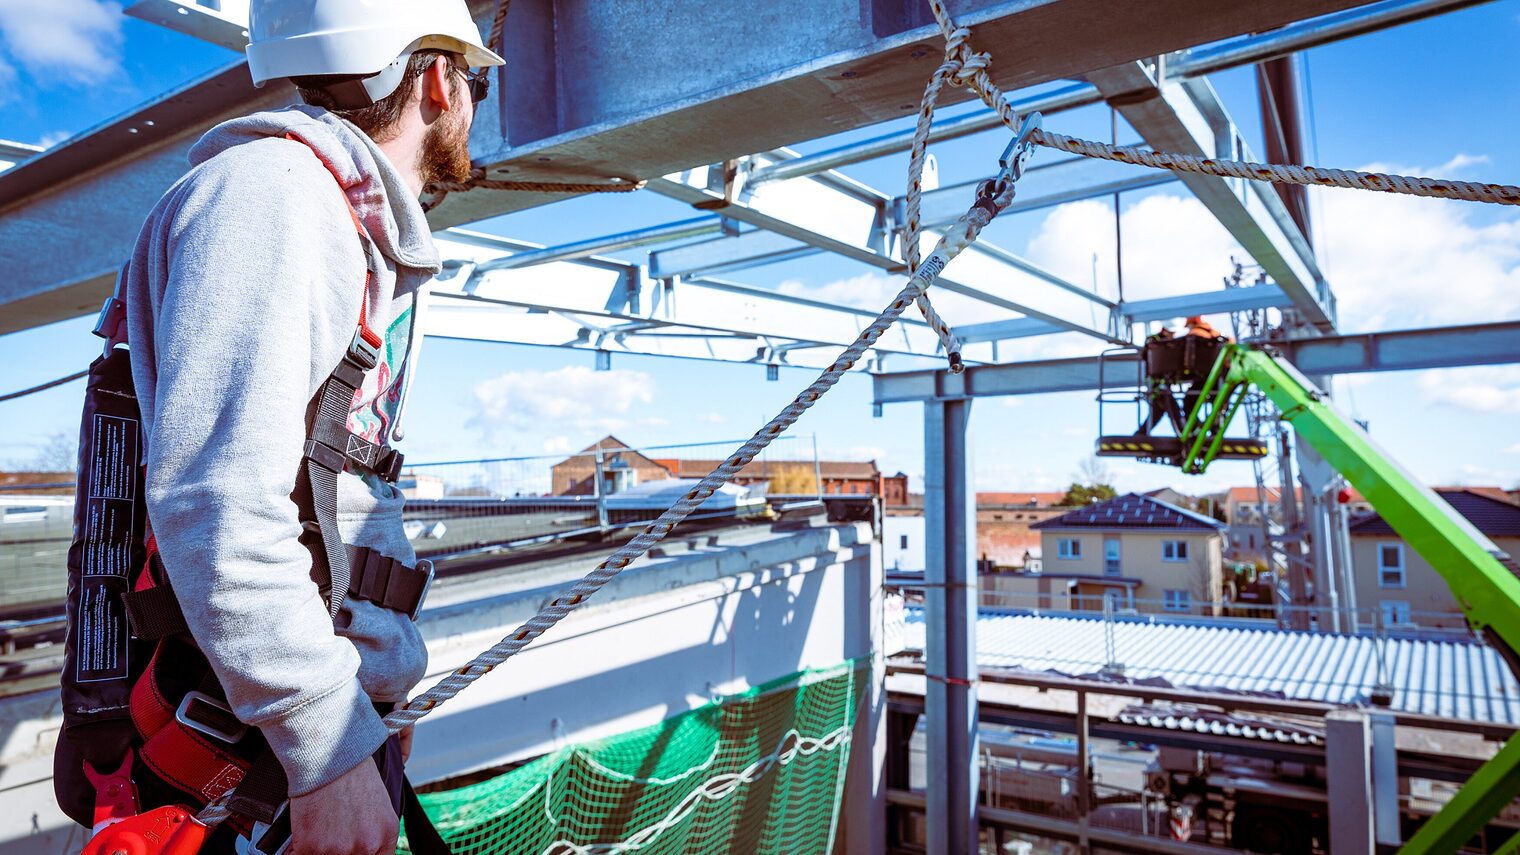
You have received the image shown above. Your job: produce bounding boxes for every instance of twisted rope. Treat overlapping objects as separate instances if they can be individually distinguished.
[1030,129,1520,206]
[919,0,1520,207]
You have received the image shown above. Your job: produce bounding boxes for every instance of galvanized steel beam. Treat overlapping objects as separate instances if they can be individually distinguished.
[873,320,1520,402]
[0,0,1382,334]
[922,397,978,855]
[1087,63,1336,330]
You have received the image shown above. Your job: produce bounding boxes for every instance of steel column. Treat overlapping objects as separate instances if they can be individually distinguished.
[923,398,978,855]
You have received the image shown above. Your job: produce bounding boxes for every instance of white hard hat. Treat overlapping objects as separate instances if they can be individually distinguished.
[246,0,505,91]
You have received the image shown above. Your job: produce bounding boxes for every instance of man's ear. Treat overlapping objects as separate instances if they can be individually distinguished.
[420,56,455,117]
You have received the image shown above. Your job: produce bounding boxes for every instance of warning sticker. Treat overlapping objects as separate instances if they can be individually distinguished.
[82,414,139,578]
[76,578,129,682]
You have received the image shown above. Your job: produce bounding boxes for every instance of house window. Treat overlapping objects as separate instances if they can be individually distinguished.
[1058,538,1082,559]
[1378,543,1405,588]
[1248,533,1256,549]
[1381,599,1411,626]
[1162,540,1189,562]
[1163,589,1191,613]
[900,534,909,549]
[993,514,1004,521]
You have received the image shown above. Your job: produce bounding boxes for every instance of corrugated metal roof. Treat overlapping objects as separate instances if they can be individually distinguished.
[901,609,1520,724]
[1032,493,1225,532]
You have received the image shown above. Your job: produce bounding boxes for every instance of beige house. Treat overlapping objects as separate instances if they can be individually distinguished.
[1349,488,1520,630]
[982,493,1225,616]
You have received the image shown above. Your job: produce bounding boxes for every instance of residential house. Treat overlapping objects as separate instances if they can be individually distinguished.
[552,437,673,496]
[976,491,1065,569]
[981,493,1226,615]
[1349,488,1520,630]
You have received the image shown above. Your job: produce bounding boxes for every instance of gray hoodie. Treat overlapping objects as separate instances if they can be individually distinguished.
[124,106,436,797]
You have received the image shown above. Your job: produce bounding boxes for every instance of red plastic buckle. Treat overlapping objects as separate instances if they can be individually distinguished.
[82,750,140,834]
[79,805,209,855]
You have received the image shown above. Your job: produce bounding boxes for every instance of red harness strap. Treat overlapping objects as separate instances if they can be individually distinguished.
[86,132,386,845]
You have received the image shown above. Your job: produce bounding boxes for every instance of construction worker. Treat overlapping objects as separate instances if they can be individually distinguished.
[86,2,501,852]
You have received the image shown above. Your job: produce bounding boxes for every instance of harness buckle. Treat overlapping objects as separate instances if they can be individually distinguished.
[409,560,435,621]
[346,326,382,371]
[82,748,140,835]
[175,691,248,744]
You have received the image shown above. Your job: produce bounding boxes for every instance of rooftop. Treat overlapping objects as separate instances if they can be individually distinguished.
[1031,493,1225,532]
[976,491,1065,507]
[901,608,1520,724]
[1350,488,1520,538]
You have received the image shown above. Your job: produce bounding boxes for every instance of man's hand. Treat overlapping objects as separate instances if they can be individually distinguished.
[399,726,414,764]
[289,757,397,855]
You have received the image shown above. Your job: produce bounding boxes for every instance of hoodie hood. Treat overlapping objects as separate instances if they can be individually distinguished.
[189,105,440,274]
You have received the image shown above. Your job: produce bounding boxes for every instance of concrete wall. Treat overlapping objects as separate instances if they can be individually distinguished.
[0,522,885,854]
[1351,534,1520,630]
[883,513,924,573]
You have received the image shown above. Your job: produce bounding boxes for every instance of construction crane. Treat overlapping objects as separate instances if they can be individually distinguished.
[1097,333,1520,854]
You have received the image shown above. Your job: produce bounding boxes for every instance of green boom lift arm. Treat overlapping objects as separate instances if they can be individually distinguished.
[1126,341,1520,853]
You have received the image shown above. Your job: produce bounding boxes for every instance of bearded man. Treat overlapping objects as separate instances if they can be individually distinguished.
[111,4,501,852]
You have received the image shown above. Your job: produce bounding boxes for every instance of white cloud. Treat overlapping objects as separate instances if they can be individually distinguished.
[0,0,124,83]
[1417,366,1520,414]
[1024,195,1244,303]
[695,412,727,425]
[1507,443,1520,455]
[1313,157,1520,331]
[36,130,69,148]
[469,366,656,445]
[541,436,572,455]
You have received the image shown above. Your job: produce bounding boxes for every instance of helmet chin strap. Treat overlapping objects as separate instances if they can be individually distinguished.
[307,50,414,110]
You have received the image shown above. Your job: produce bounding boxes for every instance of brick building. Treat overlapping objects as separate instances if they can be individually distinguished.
[976,492,1065,569]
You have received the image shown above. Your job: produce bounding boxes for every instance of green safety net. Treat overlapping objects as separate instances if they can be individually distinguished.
[401,658,867,855]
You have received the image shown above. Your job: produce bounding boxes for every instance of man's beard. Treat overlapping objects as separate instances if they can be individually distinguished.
[420,111,473,186]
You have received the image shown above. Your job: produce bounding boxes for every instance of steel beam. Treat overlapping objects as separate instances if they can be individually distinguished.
[873,320,1520,402]
[432,233,963,365]
[755,0,1487,186]
[0,0,1384,335]
[889,153,1178,232]
[650,165,1126,344]
[922,397,978,855]
[0,141,40,172]
[1087,64,1335,330]
[954,283,1291,343]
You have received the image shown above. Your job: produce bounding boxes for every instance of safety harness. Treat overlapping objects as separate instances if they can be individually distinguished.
[60,134,446,855]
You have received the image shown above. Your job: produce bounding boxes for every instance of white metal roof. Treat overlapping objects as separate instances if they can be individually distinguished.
[901,608,1520,724]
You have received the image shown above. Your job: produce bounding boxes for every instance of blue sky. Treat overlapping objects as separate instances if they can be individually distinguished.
[2,1,1518,497]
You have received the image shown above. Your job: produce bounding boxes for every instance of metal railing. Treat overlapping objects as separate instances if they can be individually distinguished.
[0,436,826,619]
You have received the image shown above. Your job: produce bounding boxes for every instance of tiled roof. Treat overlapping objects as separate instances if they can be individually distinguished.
[901,609,1520,723]
[1350,488,1520,538]
[977,491,1065,507]
[656,458,879,480]
[1031,493,1225,532]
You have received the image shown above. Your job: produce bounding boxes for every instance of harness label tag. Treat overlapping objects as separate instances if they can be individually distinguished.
[83,414,139,578]
[74,412,139,683]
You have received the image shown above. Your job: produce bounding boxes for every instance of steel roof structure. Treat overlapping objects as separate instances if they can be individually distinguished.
[902,608,1520,725]
[2,1,1517,852]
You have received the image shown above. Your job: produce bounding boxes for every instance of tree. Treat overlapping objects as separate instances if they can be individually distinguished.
[768,464,819,495]
[6,431,79,474]
[1057,456,1117,506]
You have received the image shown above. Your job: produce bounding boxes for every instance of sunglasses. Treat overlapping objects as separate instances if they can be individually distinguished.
[452,65,490,105]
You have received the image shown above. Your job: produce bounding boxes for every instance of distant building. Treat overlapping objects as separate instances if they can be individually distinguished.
[1349,488,1520,630]
[654,457,884,497]
[397,472,445,500]
[975,491,1065,569]
[552,437,673,496]
[980,493,1226,616]
[883,514,924,573]
[882,472,910,507]
[0,471,74,495]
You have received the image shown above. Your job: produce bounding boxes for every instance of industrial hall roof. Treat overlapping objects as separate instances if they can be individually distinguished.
[1031,493,1226,532]
[901,609,1520,724]
[1350,488,1520,538]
